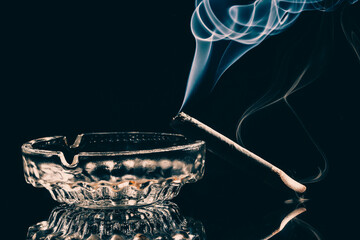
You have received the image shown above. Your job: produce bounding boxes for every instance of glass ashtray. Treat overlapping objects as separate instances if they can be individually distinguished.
[22,132,205,208]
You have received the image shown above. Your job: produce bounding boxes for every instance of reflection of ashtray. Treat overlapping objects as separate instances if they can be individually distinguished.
[27,201,205,240]
[22,132,205,208]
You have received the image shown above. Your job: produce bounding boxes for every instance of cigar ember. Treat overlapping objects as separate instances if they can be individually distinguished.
[170,112,306,194]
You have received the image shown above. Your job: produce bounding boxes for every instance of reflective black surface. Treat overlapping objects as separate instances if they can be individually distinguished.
[27,202,205,239]
[3,1,360,239]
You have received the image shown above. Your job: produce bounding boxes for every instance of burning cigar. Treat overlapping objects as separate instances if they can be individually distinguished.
[170,112,306,193]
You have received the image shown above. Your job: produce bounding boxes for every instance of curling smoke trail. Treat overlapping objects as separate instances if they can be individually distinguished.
[181,0,358,183]
[181,0,358,108]
[235,2,359,183]
[181,0,356,109]
[341,3,360,62]
[236,13,334,183]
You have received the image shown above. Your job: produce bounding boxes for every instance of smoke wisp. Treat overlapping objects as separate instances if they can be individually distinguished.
[341,3,360,62]
[181,0,358,184]
[181,0,357,108]
[236,13,334,183]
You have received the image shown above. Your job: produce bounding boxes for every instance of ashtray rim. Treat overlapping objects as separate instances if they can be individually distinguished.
[22,131,205,167]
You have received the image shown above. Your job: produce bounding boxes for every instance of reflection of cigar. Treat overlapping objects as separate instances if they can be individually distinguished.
[263,207,306,239]
[239,204,306,239]
[170,112,306,193]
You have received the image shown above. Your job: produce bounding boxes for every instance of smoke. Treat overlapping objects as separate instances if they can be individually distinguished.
[236,12,334,183]
[234,1,358,183]
[181,0,357,109]
[341,3,360,62]
[180,0,358,183]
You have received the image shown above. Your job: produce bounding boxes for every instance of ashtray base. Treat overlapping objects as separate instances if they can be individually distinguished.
[49,179,183,208]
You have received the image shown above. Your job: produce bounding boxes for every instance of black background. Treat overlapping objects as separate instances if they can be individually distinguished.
[2,1,360,239]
